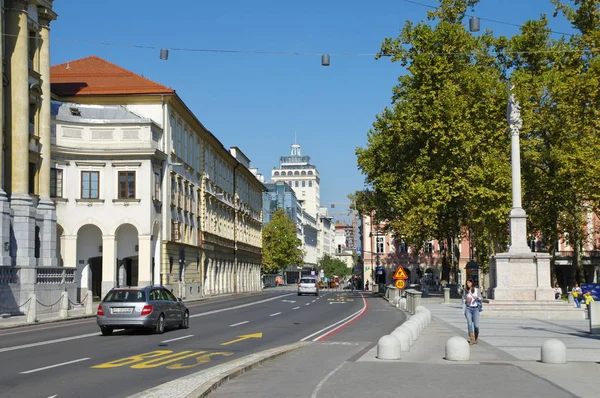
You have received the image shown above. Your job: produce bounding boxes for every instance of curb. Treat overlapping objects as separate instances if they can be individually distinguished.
[128,342,310,398]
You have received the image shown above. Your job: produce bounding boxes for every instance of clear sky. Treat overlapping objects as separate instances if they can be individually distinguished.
[50,0,574,218]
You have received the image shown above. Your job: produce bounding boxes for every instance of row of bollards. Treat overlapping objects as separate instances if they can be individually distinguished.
[377,305,432,360]
[24,292,95,323]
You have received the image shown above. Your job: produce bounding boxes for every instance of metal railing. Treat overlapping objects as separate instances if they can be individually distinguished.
[36,267,76,284]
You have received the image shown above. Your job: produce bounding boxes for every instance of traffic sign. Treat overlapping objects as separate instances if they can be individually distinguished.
[393,266,408,280]
[395,279,406,289]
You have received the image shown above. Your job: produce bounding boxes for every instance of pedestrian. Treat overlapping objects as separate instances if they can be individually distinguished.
[365,280,370,291]
[553,283,562,300]
[583,291,595,306]
[573,283,582,308]
[463,278,482,345]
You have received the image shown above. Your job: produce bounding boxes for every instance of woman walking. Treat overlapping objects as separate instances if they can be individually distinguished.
[573,283,582,308]
[463,278,482,345]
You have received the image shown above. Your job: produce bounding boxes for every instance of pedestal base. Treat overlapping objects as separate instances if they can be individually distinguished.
[481,300,585,320]
[10,194,37,268]
[490,251,554,301]
[0,190,13,266]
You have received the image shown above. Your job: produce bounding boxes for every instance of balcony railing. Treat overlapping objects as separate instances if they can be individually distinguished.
[555,251,600,258]
[36,267,76,284]
[0,267,19,285]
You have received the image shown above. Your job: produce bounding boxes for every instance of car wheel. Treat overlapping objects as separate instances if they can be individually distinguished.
[298,293,302,296]
[154,314,165,334]
[180,310,190,329]
[100,326,113,336]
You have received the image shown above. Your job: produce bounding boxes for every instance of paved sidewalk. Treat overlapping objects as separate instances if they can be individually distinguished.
[209,294,600,398]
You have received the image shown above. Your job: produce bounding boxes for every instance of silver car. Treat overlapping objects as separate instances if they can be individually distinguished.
[96,286,189,335]
[298,277,319,296]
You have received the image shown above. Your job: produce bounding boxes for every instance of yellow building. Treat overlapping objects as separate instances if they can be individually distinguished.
[1,1,63,312]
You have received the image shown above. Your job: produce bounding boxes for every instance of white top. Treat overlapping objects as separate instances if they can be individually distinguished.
[464,288,481,308]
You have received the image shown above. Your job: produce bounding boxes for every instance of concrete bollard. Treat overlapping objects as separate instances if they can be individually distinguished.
[412,291,422,314]
[415,312,429,328]
[85,292,94,315]
[443,287,450,304]
[415,306,431,324]
[26,294,37,323]
[567,291,574,305]
[406,294,413,313]
[391,328,411,352]
[402,320,420,341]
[446,336,470,361]
[396,325,414,347]
[590,301,600,334]
[59,291,69,319]
[407,318,423,333]
[377,335,401,360]
[541,339,567,364]
[399,297,407,311]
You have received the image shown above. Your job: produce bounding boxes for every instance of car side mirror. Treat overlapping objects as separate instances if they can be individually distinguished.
[177,297,182,302]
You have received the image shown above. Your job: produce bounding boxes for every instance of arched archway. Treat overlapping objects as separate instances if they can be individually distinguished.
[76,224,103,300]
[115,223,139,287]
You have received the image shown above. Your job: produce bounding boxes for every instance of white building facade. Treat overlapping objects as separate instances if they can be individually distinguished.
[50,56,263,301]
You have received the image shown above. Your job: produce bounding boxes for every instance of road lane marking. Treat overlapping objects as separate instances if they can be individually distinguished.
[305,303,310,306]
[190,293,295,319]
[292,307,300,310]
[221,333,263,346]
[229,321,249,327]
[329,302,346,304]
[281,300,296,303]
[0,293,294,354]
[269,312,281,317]
[312,300,316,303]
[20,357,90,374]
[0,332,99,354]
[160,335,194,343]
[300,294,367,342]
[0,319,95,337]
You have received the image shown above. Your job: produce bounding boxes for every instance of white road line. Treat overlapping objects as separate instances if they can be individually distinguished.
[300,294,367,342]
[0,293,296,354]
[0,332,99,354]
[190,293,295,318]
[305,303,311,306]
[20,357,90,374]
[47,395,57,398]
[160,335,194,343]
[269,312,282,317]
[312,300,316,303]
[311,362,346,398]
[292,307,300,310]
[229,321,249,327]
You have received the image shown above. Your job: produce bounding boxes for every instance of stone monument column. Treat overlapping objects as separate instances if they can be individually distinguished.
[36,7,58,267]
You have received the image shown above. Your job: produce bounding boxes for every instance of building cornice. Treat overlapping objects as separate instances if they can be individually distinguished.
[37,6,58,27]
[5,0,29,12]
[52,146,168,161]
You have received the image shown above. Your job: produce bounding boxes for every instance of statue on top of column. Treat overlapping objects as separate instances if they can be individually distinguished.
[507,85,523,136]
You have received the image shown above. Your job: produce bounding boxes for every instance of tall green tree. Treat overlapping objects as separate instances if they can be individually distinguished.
[317,254,352,279]
[261,209,303,274]
[356,0,511,281]
[509,1,600,282]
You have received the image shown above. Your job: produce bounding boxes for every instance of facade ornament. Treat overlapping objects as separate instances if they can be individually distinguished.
[5,0,29,12]
[38,7,58,28]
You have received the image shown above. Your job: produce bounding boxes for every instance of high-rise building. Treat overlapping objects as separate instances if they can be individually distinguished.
[270,143,319,216]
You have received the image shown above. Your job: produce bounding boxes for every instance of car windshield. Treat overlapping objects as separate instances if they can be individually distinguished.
[300,279,315,283]
[103,290,146,302]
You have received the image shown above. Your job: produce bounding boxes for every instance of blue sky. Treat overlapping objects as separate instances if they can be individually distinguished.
[50,0,575,218]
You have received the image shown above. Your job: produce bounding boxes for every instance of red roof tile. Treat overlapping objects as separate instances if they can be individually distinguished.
[51,55,174,97]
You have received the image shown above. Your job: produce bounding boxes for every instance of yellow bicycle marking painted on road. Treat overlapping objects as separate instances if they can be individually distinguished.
[91,349,233,370]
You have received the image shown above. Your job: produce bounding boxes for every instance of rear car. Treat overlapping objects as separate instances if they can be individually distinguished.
[298,277,319,296]
[96,286,189,335]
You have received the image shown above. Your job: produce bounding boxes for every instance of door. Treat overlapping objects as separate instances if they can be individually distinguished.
[161,288,179,326]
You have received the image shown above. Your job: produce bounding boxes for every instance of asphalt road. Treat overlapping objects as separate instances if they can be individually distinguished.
[0,288,366,398]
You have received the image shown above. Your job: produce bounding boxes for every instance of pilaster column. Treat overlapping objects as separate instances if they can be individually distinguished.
[36,7,58,267]
[101,235,116,298]
[138,235,152,286]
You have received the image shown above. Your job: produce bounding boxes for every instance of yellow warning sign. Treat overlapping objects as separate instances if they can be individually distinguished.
[395,279,406,289]
[393,266,408,280]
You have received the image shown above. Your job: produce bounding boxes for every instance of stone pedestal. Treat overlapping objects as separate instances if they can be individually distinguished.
[36,198,58,267]
[0,190,13,266]
[490,251,554,301]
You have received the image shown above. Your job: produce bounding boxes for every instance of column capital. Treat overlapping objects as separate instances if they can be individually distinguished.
[37,7,58,28]
[5,0,29,12]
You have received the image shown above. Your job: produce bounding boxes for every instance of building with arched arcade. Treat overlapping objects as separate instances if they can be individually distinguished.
[50,56,263,301]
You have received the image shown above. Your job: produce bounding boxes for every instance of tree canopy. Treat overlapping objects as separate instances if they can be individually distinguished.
[261,209,303,274]
[317,254,352,279]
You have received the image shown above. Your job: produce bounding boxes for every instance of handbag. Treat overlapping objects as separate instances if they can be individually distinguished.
[478,301,483,313]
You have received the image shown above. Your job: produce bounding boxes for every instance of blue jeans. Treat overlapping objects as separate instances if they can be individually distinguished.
[575,298,581,308]
[465,306,480,334]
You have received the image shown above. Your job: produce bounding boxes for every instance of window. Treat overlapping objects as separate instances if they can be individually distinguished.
[308,171,313,175]
[376,236,384,253]
[50,168,63,198]
[398,241,408,253]
[274,171,279,176]
[294,171,299,176]
[118,171,136,199]
[301,171,306,175]
[28,162,37,194]
[301,181,306,187]
[170,115,176,152]
[308,181,313,187]
[171,220,181,241]
[424,242,433,253]
[295,181,299,187]
[81,171,99,199]
[176,121,183,156]
[153,171,161,201]
[28,30,36,68]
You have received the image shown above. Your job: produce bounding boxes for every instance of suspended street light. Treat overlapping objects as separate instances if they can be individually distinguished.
[321,54,330,66]
[160,48,169,60]
[469,17,480,32]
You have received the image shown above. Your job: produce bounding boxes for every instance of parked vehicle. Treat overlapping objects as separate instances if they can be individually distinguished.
[298,277,319,296]
[96,286,189,336]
